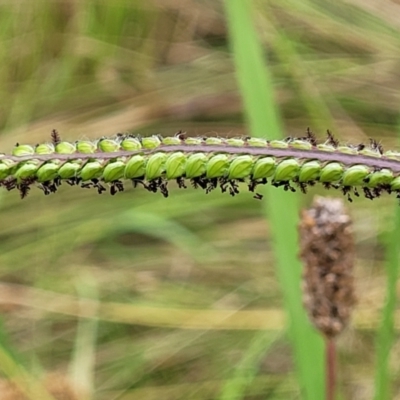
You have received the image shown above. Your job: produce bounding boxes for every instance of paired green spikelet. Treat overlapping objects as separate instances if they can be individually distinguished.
[2,129,400,200]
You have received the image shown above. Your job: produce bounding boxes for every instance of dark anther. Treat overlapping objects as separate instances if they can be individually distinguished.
[175,130,187,140]
[370,138,384,154]
[356,143,365,151]
[132,178,145,189]
[51,129,61,145]
[326,130,339,148]
[176,177,187,189]
[191,176,208,190]
[342,186,351,196]
[363,187,374,200]
[38,183,52,195]
[298,182,308,194]
[66,178,78,186]
[40,181,58,194]
[206,178,218,194]
[226,180,240,196]
[115,180,124,192]
[159,180,169,198]
[18,178,35,199]
[372,187,383,197]
[2,177,17,191]
[305,127,318,146]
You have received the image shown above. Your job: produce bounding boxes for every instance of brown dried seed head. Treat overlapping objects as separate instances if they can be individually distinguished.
[299,196,356,339]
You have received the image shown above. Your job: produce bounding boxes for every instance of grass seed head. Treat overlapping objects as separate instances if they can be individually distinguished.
[299,196,356,339]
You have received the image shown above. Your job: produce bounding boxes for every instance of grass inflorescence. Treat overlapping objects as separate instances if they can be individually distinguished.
[3,130,400,201]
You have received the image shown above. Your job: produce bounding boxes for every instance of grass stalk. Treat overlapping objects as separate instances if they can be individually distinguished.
[325,338,336,400]
[223,1,324,398]
[373,194,400,399]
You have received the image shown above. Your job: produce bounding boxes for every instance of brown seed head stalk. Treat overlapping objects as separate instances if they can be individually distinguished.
[299,196,356,338]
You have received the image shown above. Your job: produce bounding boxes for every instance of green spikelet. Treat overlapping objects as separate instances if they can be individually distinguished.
[76,140,97,154]
[384,151,400,161]
[228,155,253,180]
[58,161,81,179]
[162,137,181,146]
[12,144,35,156]
[165,152,186,180]
[337,146,357,155]
[124,155,146,179]
[269,140,288,149]
[366,168,393,188]
[320,163,344,183]
[341,165,370,186]
[80,161,104,181]
[185,153,207,178]
[121,137,142,151]
[36,143,55,155]
[98,139,120,152]
[391,177,400,191]
[55,142,76,154]
[317,144,335,152]
[206,154,229,179]
[142,136,161,149]
[145,153,167,181]
[0,159,16,180]
[247,138,267,147]
[185,137,203,145]
[226,138,245,147]
[290,139,312,150]
[205,137,223,145]
[102,160,126,183]
[273,159,300,182]
[252,157,276,180]
[14,162,39,182]
[298,161,321,183]
[37,162,61,182]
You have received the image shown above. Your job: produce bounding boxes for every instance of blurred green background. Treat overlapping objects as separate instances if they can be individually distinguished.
[0,0,399,399]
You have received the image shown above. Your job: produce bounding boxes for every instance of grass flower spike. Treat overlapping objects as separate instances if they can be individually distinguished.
[2,129,400,200]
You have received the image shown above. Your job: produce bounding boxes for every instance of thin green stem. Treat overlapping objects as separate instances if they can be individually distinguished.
[373,207,400,399]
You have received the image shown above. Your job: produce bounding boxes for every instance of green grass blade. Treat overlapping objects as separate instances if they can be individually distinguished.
[69,275,99,400]
[223,1,324,399]
[373,191,400,399]
[218,331,280,400]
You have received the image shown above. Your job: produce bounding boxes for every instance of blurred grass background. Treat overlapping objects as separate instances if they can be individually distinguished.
[0,0,399,399]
